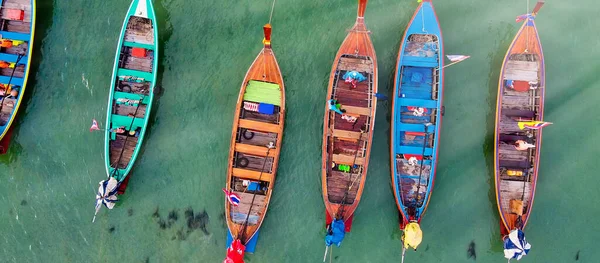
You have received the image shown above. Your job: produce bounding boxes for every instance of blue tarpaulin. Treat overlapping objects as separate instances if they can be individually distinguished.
[258,103,275,115]
[325,219,345,247]
[342,71,367,82]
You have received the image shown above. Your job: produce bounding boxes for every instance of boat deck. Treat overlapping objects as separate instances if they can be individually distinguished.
[325,54,374,206]
[109,134,139,169]
[496,31,543,229]
[226,46,284,243]
[0,97,15,125]
[124,16,154,45]
[393,33,441,211]
[108,14,156,171]
[0,0,33,30]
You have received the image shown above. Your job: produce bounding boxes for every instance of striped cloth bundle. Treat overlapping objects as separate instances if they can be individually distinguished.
[243,101,259,112]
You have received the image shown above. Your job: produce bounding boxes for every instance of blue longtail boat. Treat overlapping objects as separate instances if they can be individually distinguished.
[93,0,158,222]
[390,0,443,256]
[0,0,36,146]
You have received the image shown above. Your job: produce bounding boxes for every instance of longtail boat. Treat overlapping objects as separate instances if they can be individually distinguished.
[93,0,158,222]
[321,0,377,257]
[390,0,443,257]
[223,23,284,260]
[0,0,35,142]
[495,1,547,261]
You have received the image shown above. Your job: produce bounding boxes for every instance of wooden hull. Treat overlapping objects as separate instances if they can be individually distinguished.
[104,0,158,182]
[321,5,377,228]
[0,0,36,141]
[225,43,285,247]
[494,18,544,233]
[390,0,444,228]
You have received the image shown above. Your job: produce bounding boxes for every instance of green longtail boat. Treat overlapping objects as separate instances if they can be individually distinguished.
[0,0,36,145]
[93,0,158,222]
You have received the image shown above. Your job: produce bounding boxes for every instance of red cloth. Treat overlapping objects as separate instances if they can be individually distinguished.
[5,9,24,21]
[403,154,423,160]
[223,239,245,263]
[512,81,530,92]
[131,47,147,58]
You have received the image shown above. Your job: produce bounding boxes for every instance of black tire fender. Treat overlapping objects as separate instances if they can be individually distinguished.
[243,129,255,140]
[237,157,249,168]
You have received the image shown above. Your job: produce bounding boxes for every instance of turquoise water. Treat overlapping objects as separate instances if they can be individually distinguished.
[1,0,599,262]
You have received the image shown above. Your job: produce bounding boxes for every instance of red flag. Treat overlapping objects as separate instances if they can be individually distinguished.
[90,119,100,132]
[223,239,246,263]
[515,14,528,23]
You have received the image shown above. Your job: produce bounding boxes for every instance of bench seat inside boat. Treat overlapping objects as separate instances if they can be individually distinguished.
[402,56,439,68]
[111,114,145,131]
[232,167,273,182]
[503,109,535,118]
[499,160,530,169]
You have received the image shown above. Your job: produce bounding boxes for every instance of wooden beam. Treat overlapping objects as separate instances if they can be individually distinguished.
[332,154,364,165]
[232,168,274,182]
[342,105,371,116]
[238,119,280,133]
[332,129,362,140]
[235,143,277,157]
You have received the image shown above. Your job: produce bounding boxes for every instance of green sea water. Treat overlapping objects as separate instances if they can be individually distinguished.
[1,0,599,262]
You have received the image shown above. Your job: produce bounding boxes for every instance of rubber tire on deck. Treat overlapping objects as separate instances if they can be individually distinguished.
[237,157,249,168]
[243,129,255,140]
[120,84,132,92]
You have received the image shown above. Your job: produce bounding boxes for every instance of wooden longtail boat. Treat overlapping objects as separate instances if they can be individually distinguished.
[104,0,158,182]
[321,0,377,242]
[0,0,35,141]
[495,1,545,260]
[390,0,443,253]
[224,24,285,255]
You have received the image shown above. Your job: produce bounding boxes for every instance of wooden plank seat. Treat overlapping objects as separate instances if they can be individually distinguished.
[396,122,436,133]
[503,109,535,118]
[232,168,274,182]
[111,114,145,131]
[332,129,362,140]
[0,52,27,64]
[342,105,371,116]
[123,41,154,50]
[117,68,153,81]
[499,134,529,143]
[332,154,364,166]
[397,98,438,109]
[235,143,277,157]
[114,91,149,104]
[238,119,279,133]
[0,75,23,86]
[499,160,531,169]
[397,145,433,156]
[0,30,30,41]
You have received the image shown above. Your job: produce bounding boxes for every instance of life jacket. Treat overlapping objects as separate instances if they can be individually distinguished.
[0,40,13,48]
